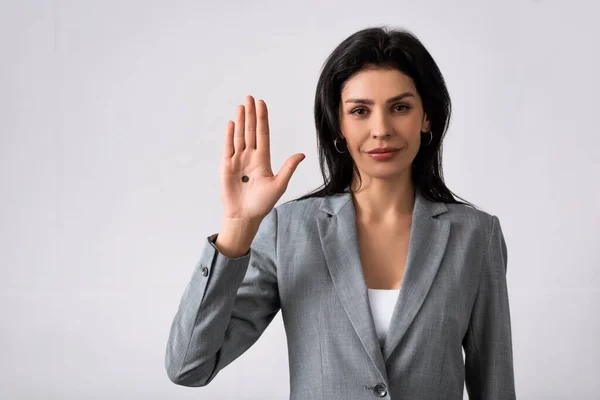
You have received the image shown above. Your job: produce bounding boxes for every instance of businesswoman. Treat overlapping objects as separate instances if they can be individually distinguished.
[165,26,516,399]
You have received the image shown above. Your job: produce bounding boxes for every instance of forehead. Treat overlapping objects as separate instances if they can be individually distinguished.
[341,68,416,99]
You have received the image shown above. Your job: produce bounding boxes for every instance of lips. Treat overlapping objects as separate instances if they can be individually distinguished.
[366,147,401,154]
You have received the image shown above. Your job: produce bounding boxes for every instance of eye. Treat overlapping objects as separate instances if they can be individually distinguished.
[350,107,367,116]
[393,104,410,112]
[349,104,410,116]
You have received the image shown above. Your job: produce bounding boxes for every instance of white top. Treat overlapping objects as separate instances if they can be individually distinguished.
[367,288,400,348]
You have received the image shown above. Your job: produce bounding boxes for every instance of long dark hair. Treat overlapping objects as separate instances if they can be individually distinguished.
[293,26,475,209]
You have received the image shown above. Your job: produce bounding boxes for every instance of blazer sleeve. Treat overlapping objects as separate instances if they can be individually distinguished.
[165,207,280,387]
[463,215,516,399]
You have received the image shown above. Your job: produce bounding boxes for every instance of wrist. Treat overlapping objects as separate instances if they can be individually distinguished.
[214,218,262,258]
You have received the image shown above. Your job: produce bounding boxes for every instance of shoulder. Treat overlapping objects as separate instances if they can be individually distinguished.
[444,201,494,222]
[442,201,502,241]
[274,195,324,221]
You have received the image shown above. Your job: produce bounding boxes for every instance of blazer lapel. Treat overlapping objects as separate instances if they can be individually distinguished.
[381,189,450,362]
[316,186,451,373]
[317,189,388,381]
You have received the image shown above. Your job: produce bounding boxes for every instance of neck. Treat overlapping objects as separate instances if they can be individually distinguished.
[350,174,416,224]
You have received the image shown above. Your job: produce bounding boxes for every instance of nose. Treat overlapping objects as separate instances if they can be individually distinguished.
[371,113,392,139]
[372,131,391,139]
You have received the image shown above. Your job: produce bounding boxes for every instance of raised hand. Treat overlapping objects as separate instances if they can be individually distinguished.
[219,95,305,224]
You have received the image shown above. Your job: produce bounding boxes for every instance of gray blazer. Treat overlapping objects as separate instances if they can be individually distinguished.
[165,187,516,399]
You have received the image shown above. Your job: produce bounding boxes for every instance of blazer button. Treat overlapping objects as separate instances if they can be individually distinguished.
[373,382,387,397]
[201,266,209,277]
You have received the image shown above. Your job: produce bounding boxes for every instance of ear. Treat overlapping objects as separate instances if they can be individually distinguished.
[422,112,432,131]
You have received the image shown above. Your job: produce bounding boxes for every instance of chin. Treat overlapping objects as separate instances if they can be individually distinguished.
[362,165,409,180]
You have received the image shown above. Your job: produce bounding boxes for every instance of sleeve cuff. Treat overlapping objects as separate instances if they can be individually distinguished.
[206,233,251,259]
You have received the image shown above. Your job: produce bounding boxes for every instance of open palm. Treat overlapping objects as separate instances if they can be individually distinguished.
[219,96,305,222]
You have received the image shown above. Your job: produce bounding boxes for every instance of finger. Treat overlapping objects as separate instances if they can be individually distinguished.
[275,153,305,188]
[256,99,270,153]
[245,95,257,149]
[223,120,234,159]
[233,105,245,153]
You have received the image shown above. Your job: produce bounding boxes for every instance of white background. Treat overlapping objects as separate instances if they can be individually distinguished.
[1,0,599,398]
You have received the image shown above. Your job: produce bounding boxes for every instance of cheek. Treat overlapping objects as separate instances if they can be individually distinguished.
[348,140,369,157]
[339,132,363,154]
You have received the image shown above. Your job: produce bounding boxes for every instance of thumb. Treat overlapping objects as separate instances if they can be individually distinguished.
[275,153,305,187]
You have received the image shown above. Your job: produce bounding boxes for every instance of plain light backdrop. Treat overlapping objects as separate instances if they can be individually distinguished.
[1,0,599,398]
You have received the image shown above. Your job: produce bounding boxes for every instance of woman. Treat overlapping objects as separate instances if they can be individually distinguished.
[165,26,516,399]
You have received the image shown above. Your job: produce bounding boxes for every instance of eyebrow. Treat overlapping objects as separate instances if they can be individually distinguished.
[343,92,415,105]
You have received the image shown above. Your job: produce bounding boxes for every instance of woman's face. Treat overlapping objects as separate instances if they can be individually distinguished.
[338,67,431,182]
